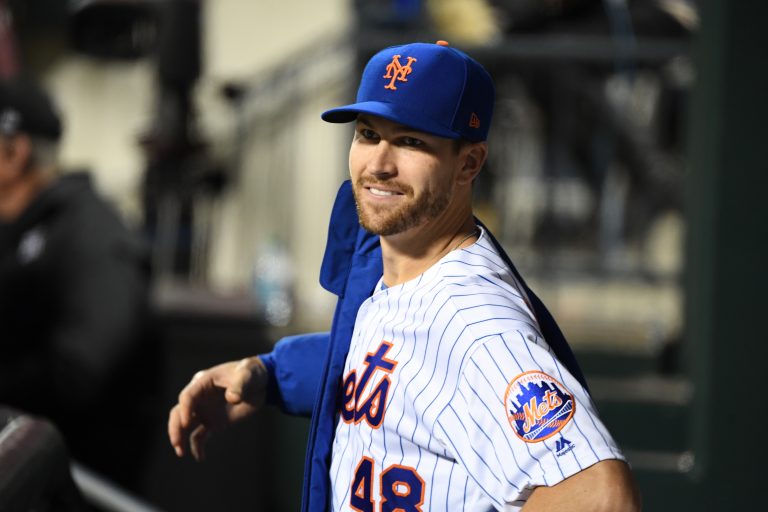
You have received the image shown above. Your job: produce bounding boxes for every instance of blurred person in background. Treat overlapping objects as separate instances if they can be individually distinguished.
[0,76,156,491]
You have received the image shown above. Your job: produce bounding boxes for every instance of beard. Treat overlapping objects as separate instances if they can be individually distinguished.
[352,177,452,236]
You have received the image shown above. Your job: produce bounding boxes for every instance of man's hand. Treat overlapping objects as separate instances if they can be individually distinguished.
[168,356,268,461]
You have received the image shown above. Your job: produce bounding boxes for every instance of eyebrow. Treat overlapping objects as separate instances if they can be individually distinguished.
[356,116,373,128]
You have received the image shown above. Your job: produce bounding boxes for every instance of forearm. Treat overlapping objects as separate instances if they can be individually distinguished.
[522,460,640,512]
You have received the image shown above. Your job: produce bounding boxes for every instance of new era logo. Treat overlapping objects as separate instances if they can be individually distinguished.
[469,112,481,128]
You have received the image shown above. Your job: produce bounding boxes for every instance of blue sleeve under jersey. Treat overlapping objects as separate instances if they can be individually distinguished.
[259,332,330,417]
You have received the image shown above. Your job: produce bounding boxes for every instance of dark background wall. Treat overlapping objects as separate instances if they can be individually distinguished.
[684,0,768,506]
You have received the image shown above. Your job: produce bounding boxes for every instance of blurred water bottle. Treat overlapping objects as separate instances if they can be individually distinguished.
[252,238,294,326]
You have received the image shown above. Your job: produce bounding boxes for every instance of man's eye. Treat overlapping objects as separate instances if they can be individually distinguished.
[360,129,378,140]
[402,136,424,147]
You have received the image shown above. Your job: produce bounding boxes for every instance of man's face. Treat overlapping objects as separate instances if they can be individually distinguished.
[0,135,38,222]
[0,138,18,192]
[349,115,463,236]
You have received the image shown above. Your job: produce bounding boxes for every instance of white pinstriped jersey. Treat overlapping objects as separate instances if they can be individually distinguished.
[329,227,624,511]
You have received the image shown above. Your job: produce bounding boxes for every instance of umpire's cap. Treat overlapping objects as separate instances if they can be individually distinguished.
[0,76,62,141]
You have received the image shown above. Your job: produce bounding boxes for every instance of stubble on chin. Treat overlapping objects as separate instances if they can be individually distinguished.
[352,179,451,236]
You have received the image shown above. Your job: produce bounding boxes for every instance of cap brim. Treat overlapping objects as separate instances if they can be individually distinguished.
[321,101,461,140]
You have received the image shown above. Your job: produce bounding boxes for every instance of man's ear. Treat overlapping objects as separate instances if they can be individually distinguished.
[457,142,488,185]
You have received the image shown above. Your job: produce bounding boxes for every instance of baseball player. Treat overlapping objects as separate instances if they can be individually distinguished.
[168,41,639,511]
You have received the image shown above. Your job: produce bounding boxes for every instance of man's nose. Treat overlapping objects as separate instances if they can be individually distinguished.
[367,141,397,178]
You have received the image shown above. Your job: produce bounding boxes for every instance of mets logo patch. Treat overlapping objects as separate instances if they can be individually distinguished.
[504,371,575,443]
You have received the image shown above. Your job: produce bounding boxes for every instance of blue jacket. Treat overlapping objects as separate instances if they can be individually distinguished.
[259,180,587,511]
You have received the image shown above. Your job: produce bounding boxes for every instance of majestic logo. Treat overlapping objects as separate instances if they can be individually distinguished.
[341,341,398,428]
[504,371,575,443]
[469,112,481,128]
[555,436,575,457]
[383,55,417,91]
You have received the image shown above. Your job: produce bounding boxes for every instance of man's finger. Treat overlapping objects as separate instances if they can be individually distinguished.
[190,424,209,462]
[178,370,209,427]
[168,404,187,457]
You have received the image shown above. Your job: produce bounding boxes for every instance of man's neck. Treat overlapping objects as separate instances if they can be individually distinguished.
[379,206,477,288]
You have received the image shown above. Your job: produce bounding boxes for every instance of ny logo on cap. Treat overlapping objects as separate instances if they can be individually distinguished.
[383,55,417,91]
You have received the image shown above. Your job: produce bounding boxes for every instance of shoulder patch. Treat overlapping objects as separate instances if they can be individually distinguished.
[504,371,575,443]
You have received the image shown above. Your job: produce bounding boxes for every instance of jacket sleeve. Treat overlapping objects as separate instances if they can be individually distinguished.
[49,210,151,411]
[259,332,330,417]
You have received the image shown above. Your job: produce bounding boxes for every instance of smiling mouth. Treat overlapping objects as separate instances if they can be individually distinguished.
[367,186,404,197]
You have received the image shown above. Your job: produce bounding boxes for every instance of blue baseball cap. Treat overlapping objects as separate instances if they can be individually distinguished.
[322,41,494,142]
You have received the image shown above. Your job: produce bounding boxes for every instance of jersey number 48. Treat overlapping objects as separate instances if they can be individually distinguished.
[351,456,425,512]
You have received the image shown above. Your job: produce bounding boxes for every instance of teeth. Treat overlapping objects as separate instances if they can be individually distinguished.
[369,187,396,197]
